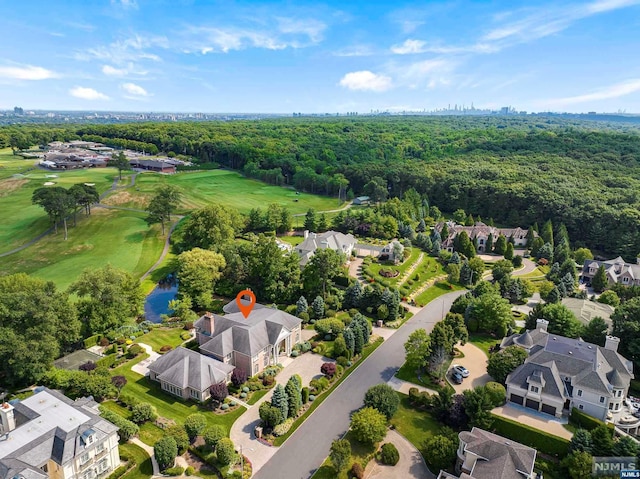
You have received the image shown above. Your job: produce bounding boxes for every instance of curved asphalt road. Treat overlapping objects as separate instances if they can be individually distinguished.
[254,290,467,479]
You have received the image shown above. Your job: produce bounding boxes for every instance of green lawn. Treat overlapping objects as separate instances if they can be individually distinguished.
[105,170,343,215]
[518,265,549,280]
[0,165,118,254]
[390,393,442,454]
[111,354,245,431]
[400,255,446,296]
[312,430,377,479]
[0,148,39,180]
[134,327,187,353]
[468,333,501,357]
[364,248,421,287]
[414,282,466,307]
[278,235,304,246]
[100,399,170,446]
[0,208,165,290]
[396,362,454,394]
[120,443,154,479]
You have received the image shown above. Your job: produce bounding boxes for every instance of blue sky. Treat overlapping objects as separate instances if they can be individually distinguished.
[1,0,640,113]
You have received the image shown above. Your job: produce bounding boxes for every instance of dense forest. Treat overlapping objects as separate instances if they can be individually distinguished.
[3,116,640,258]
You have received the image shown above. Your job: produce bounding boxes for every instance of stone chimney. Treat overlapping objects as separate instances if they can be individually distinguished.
[203,312,215,336]
[0,402,16,433]
[304,230,309,239]
[605,335,620,352]
[536,318,549,332]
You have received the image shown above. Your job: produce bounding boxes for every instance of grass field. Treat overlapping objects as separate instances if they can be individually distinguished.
[104,169,343,215]
[414,281,466,307]
[468,333,501,357]
[0,208,164,290]
[0,148,39,180]
[119,443,154,479]
[111,354,245,431]
[134,327,187,353]
[0,161,118,255]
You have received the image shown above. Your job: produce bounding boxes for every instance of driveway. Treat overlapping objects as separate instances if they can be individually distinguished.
[367,429,435,479]
[230,352,334,473]
[492,404,572,440]
[254,290,467,479]
[447,343,492,393]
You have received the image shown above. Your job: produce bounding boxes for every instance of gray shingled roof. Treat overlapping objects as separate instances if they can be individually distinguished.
[199,305,301,358]
[507,361,566,400]
[148,347,234,390]
[0,389,118,479]
[458,427,536,479]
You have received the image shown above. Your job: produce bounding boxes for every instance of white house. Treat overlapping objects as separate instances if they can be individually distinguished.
[0,388,120,479]
[295,230,356,266]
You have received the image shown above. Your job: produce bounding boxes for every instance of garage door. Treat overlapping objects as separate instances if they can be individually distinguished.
[525,398,539,410]
[541,404,556,416]
[510,394,524,405]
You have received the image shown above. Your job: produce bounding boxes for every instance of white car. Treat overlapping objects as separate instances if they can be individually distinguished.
[452,364,470,378]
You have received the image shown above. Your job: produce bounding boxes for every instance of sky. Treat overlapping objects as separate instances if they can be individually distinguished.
[1,0,640,113]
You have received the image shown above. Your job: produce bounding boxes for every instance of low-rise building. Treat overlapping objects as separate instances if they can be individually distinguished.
[295,230,356,266]
[501,319,633,420]
[0,388,120,479]
[436,222,535,253]
[561,297,614,330]
[582,256,640,287]
[437,427,537,479]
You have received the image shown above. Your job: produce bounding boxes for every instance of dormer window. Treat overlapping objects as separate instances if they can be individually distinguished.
[530,386,539,393]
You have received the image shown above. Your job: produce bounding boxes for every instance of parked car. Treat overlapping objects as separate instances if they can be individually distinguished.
[451,371,464,384]
[452,364,470,378]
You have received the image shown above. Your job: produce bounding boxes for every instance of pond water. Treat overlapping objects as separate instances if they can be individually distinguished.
[144,278,178,323]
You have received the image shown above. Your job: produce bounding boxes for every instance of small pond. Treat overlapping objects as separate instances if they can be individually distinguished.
[144,276,178,323]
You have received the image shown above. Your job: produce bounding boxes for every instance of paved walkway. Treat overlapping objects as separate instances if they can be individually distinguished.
[366,429,435,479]
[512,292,541,316]
[447,343,492,394]
[131,343,160,376]
[387,376,438,396]
[492,404,572,440]
[130,438,160,476]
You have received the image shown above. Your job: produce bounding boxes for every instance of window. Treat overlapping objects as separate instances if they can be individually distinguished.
[579,404,584,410]
[623,277,630,283]
[190,389,200,400]
[615,403,620,411]
[618,390,623,397]
[577,389,583,397]
[87,434,94,444]
[254,363,259,375]
[98,459,108,473]
[600,396,605,403]
[530,386,539,393]
[96,442,105,454]
[264,352,269,366]
[83,469,93,479]
[80,452,90,465]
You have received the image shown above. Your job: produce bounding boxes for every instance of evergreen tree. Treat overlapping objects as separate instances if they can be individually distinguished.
[547,286,561,304]
[460,260,472,286]
[487,217,495,226]
[592,265,608,293]
[541,219,554,247]
[318,213,328,232]
[530,237,544,257]
[271,384,289,422]
[485,233,494,253]
[465,214,474,226]
[416,218,426,232]
[494,235,507,255]
[431,239,442,256]
[296,296,308,315]
[311,296,325,319]
[504,242,514,261]
[561,272,575,294]
[449,252,461,264]
[285,377,302,418]
[343,327,355,357]
[388,288,401,320]
[352,322,364,355]
[343,281,364,309]
[304,208,316,231]
[536,242,554,261]
[431,229,441,243]
[525,226,535,248]
[440,223,449,241]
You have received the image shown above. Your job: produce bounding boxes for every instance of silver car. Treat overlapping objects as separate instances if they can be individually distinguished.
[452,364,470,378]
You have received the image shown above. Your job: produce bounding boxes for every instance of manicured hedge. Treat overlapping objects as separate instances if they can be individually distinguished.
[97,354,117,368]
[490,414,570,456]
[569,407,606,431]
[84,335,101,348]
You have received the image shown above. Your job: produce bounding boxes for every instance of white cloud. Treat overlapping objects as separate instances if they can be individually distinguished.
[396,58,457,89]
[111,0,138,9]
[69,86,109,100]
[542,79,640,107]
[333,45,374,57]
[120,82,149,96]
[276,17,326,43]
[391,39,427,55]
[339,71,392,92]
[0,64,58,80]
[102,65,127,76]
[76,34,167,65]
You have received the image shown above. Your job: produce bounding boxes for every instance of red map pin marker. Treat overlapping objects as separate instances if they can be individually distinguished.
[236,289,256,319]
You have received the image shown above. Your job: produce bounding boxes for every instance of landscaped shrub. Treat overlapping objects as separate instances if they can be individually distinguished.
[99,410,139,441]
[299,312,310,322]
[79,361,97,372]
[99,337,110,347]
[107,465,129,479]
[180,332,191,340]
[203,425,226,451]
[165,425,190,453]
[216,438,236,465]
[351,462,364,479]
[184,413,207,440]
[301,387,309,404]
[164,466,184,476]
[364,384,400,419]
[262,375,275,387]
[185,466,195,476]
[84,335,101,348]
[299,341,312,353]
[210,381,229,402]
[221,404,229,410]
[273,418,295,436]
[240,392,247,398]
[336,356,349,367]
[242,386,250,393]
[231,368,247,387]
[570,408,606,431]
[118,393,139,408]
[308,395,315,401]
[131,403,157,424]
[321,362,337,378]
[379,443,400,466]
[291,350,299,357]
[159,345,173,353]
[484,382,506,407]
[97,355,117,369]
[155,436,178,471]
[491,414,570,456]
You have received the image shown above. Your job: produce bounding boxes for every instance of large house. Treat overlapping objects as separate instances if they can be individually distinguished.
[148,347,234,402]
[582,256,640,287]
[196,299,302,376]
[295,230,356,266]
[561,297,614,330]
[501,319,633,420]
[437,427,537,479]
[436,222,534,253]
[0,388,120,479]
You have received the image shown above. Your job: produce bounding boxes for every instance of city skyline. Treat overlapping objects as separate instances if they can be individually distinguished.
[2,0,640,113]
